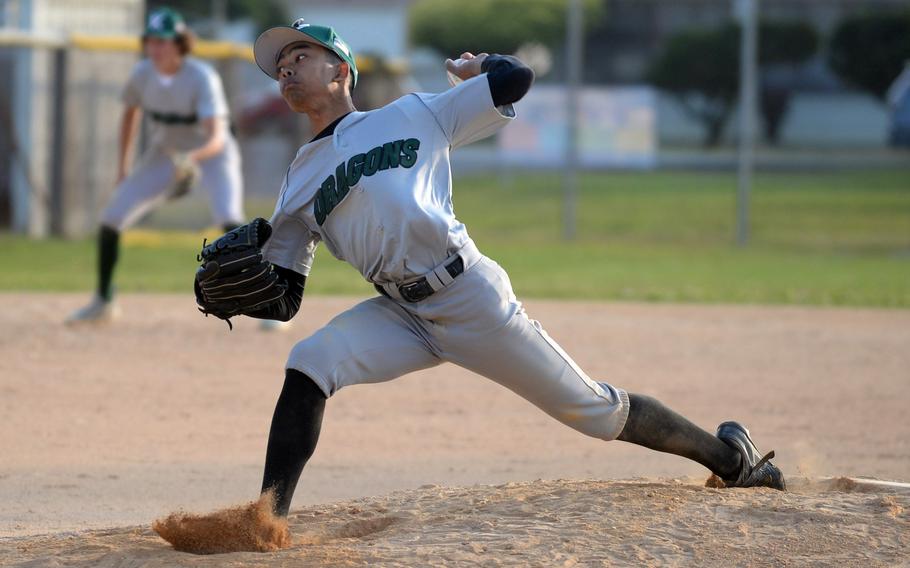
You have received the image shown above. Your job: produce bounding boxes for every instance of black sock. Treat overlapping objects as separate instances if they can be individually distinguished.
[617,393,742,480]
[97,226,120,301]
[260,369,327,517]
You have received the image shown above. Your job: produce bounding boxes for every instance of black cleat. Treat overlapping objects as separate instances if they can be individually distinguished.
[716,421,786,491]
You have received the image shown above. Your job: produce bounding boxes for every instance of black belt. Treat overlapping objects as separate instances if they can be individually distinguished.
[375,256,465,303]
[149,111,199,125]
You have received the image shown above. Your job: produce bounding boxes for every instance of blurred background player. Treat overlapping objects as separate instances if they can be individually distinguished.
[67,7,244,324]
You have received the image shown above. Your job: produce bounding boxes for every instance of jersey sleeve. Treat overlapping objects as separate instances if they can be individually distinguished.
[121,63,146,107]
[414,73,515,149]
[262,210,318,276]
[195,66,230,120]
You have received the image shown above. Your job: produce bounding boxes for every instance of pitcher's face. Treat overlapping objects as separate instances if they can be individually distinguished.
[276,42,341,112]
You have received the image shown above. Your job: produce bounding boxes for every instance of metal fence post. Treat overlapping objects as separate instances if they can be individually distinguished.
[49,46,67,236]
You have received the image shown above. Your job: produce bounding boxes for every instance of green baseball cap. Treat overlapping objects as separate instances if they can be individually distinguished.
[144,7,187,39]
[254,18,358,88]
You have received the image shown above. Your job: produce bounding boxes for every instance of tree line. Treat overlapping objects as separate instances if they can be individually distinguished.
[411,2,910,147]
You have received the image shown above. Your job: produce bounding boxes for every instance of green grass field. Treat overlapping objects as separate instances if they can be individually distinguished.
[2,170,908,307]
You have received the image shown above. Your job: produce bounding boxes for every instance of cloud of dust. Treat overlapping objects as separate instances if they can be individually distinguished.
[152,490,291,554]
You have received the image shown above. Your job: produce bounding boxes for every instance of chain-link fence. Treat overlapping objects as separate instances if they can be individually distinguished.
[0,15,289,236]
[2,0,139,235]
[0,0,412,236]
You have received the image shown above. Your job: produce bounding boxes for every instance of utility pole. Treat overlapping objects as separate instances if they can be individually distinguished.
[735,0,758,246]
[563,0,583,240]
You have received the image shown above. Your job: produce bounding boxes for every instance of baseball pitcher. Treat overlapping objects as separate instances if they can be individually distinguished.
[194,18,785,523]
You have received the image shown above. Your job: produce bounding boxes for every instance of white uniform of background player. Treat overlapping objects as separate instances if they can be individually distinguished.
[102,57,243,231]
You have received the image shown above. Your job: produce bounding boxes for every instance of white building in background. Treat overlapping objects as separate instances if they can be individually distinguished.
[0,0,143,235]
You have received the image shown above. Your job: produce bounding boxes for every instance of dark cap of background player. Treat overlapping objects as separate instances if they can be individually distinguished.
[143,7,187,39]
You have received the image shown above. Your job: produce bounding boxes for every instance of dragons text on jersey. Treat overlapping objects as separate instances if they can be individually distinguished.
[314,138,420,225]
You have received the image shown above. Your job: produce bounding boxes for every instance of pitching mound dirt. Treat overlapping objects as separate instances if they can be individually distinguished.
[5,478,909,567]
[152,491,290,554]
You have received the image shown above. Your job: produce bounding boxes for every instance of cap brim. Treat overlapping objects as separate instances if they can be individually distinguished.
[254,26,324,80]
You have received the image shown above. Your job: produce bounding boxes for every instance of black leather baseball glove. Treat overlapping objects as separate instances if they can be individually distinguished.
[194,218,287,329]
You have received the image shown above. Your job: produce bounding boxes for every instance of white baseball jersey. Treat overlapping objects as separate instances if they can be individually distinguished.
[270,73,631,442]
[263,74,514,284]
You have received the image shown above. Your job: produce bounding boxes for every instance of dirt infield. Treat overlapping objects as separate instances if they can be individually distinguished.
[1,294,908,565]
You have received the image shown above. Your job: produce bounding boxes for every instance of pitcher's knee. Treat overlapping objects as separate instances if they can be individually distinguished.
[286,340,335,398]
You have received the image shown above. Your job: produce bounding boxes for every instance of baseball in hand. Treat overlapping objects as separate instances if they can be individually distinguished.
[445,52,488,87]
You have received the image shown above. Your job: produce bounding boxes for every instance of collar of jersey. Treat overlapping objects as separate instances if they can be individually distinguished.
[310,111,353,143]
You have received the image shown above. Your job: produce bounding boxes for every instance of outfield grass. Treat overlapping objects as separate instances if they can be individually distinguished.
[2,170,908,307]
